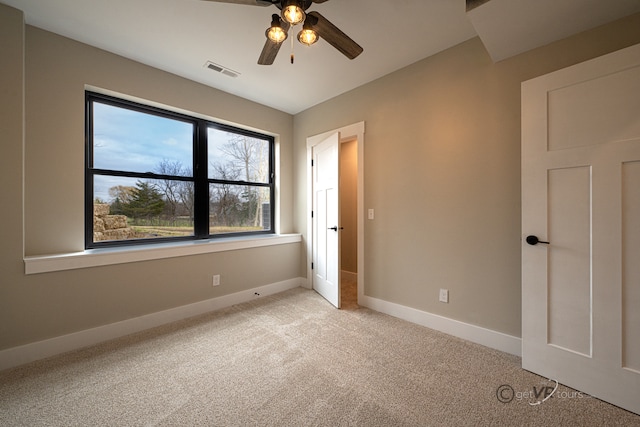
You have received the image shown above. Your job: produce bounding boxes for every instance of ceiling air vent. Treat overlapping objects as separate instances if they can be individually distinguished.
[204,61,240,78]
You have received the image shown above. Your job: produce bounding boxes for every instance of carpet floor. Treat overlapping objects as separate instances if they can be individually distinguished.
[1,286,638,426]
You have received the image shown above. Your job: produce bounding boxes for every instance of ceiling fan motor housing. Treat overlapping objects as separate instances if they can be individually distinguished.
[274,0,314,11]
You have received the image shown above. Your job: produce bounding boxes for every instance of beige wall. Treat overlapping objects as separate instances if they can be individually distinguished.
[3,0,640,354]
[0,4,298,351]
[293,13,640,337]
[340,139,357,274]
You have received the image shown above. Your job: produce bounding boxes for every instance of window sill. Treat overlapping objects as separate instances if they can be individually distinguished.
[24,234,302,275]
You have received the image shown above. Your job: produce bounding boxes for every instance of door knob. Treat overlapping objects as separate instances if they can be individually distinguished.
[526,235,549,245]
[328,226,343,231]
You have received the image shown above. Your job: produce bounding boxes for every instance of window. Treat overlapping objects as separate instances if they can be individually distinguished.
[85,92,274,248]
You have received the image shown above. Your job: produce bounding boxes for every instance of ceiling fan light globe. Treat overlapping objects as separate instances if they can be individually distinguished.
[266,14,287,44]
[267,26,287,43]
[282,3,305,25]
[297,28,318,46]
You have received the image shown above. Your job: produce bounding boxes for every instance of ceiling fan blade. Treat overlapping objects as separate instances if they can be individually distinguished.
[306,11,363,60]
[258,21,290,65]
[311,0,331,3]
[200,0,274,6]
[257,40,284,65]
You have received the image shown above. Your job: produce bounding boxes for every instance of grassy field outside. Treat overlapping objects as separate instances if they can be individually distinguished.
[131,225,263,237]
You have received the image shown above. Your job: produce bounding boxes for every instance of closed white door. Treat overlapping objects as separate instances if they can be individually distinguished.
[522,43,640,415]
[312,132,341,307]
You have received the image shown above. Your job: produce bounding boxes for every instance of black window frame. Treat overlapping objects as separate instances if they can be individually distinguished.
[85,91,275,249]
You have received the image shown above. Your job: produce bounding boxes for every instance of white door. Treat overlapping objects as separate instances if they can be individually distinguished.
[522,43,640,415]
[312,132,341,307]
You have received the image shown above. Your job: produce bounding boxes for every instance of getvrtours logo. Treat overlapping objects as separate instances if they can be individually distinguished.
[496,379,590,406]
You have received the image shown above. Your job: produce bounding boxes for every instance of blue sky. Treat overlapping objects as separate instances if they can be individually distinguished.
[93,102,193,174]
[91,101,267,202]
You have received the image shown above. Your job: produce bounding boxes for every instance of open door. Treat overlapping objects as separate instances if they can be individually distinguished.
[522,43,640,414]
[312,132,341,307]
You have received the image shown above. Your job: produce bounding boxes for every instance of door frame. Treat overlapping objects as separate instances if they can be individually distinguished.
[306,122,365,305]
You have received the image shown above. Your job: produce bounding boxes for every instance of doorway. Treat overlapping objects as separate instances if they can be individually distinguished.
[306,122,365,309]
[340,138,358,309]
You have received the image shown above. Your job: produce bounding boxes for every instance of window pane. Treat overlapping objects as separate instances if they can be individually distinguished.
[86,92,275,248]
[93,175,194,242]
[208,128,269,183]
[92,102,193,176]
[209,184,270,234]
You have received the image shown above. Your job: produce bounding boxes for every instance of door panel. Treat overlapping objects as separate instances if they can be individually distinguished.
[547,166,592,356]
[548,66,640,151]
[312,132,340,307]
[522,43,640,415]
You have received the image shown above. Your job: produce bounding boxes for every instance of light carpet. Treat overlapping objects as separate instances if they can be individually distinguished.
[1,287,638,426]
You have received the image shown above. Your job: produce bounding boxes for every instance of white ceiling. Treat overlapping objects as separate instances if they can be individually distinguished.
[466,0,640,62]
[2,0,639,114]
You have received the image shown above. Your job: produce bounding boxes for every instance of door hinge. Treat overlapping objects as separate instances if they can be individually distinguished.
[311,210,314,218]
[311,262,314,270]
[311,159,314,167]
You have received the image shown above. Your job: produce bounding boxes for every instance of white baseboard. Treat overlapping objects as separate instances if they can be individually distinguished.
[0,277,304,371]
[300,278,312,290]
[359,295,522,357]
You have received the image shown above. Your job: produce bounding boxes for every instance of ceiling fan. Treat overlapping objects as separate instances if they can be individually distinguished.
[201,0,364,65]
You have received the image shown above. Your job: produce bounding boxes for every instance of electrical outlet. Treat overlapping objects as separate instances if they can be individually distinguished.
[439,288,449,303]
[368,209,375,220]
[212,275,221,287]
